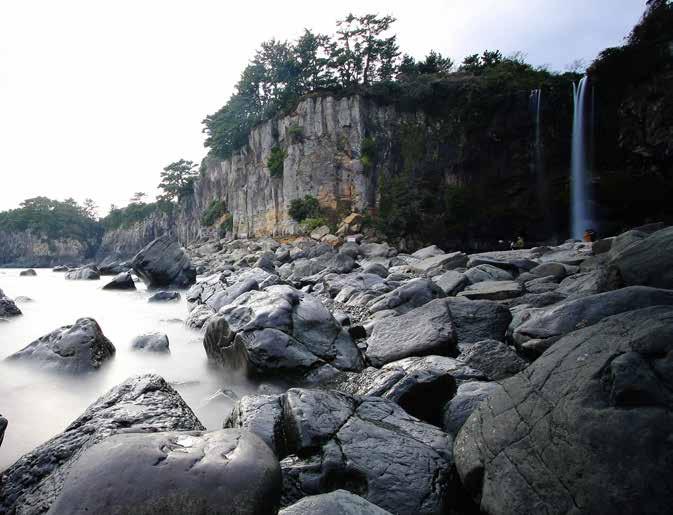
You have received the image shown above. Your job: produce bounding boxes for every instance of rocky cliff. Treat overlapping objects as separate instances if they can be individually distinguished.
[96,211,173,262]
[0,230,89,267]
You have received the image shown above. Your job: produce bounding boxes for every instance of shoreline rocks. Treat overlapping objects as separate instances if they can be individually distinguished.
[132,235,196,289]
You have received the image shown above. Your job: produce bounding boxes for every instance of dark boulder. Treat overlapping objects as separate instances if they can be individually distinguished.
[20,268,37,277]
[48,429,281,515]
[204,285,363,384]
[457,280,523,301]
[148,290,181,302]
[367,278,445,315]
[0,374,204,514]
[455,306,673,515]
[6,318,115,373]
[101,272,136,290]
[131,332,170,353]
[609,226,673,289]
[226,388,455,514]
[132,235,196,289]
[365,299,456,367]
[280,490,391,514]
[0,287,22,318]
[446,297,512,345]
[52,265,69,272]
[442,381,499,437]
[0,414,6,448]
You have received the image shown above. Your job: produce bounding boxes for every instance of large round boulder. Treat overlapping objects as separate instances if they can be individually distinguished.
[48,429,281,515]
[204,285,363,384]
[132,235,196,289]
[280,490,391,515]
[5,318,115,373]
[454,306,673,515]
[0,374,204,514]
[609,225,673,289]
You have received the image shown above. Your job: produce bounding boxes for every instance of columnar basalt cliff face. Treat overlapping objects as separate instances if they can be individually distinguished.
[178,95,399,240]
[0,231,89,267]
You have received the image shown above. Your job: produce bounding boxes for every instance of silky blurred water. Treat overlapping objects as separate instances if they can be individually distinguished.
[0,269,255,470]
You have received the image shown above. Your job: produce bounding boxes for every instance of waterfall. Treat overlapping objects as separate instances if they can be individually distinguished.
[571,77,593,239]
[530,88,543,186]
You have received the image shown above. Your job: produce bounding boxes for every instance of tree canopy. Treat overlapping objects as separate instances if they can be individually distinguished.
[158,159,198,202]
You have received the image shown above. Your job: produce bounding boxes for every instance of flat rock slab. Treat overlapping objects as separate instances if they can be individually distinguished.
[365,299,456,367]
[0,374,204,514]
[457,280,523,300]
[455,306,673,515]
[48,429,281,515]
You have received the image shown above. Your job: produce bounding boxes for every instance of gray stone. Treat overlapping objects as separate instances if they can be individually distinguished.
[457,280,523,301]
[65,267,100,280]
[367,278,444,315]
[208,277,259,311]
[224,394,285,455]
[204,285,363,383]
[280,490,391,515]
[411,245,446,259]
[310,225,331,241]
[464,264,513,284]
[609,226,673,289]
[442,381,499,437]
[48,429,281,515]
[446,297,512,345]
[432,270,468,296]
[528,262,569,280]
[556,267,618,298]
[454,306,673,515]
[6,318,115,373]
[0,414,6,448]
[365,299,456,367]
[458,339,527,380]
[131,332,170,353]
[20,268,37,276]
[186,304,216,329]
[0,374,204,514]
[362,262,388,278]
[148,290,181,302]
[337,355,484,425]
[360,242,394,259]
[512,286,673,353]
[410,251,468,274]
[132,235,196,289]
[0,287,22,318]
[102,271,136,290]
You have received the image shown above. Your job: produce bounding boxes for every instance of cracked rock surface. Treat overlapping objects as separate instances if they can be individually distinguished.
[454,306,673,515]
[47,429,281,515]
[225,388,455,514]
[204,285,363,383]
[0,374,204,514]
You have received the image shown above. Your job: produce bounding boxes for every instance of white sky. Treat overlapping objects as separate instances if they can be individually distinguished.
[0,0,647,215]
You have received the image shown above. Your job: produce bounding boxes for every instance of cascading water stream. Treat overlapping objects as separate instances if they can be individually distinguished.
[530,89,544,205]
[571,77,594,239]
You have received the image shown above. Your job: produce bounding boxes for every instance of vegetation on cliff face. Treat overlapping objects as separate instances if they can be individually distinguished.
[0,197,102,252]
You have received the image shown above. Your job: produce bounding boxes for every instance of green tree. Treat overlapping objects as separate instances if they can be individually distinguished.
[158,159,198,202]
[130,192,147,204]
[82,198,98,220]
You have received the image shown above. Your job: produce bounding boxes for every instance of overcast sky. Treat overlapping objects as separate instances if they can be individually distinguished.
[0,0,647,215]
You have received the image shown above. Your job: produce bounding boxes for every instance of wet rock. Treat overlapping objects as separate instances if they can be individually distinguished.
[0,287,22,318]
[0,414,6,448]
[280,490,391,515]
[132,235,196,289]
[457,280,523,301]
[131,332,170,353]
[65,267,100,280]
[48,429,282,515]
[446,297,512,345]
[609,226,673,289]
[337,355,484,425]
[367,278,444,315]
[556,267,618,298]
[0,374,204,514]
[6,318,115,373]
[20,268,37,277]
[204,285,363,383]
[208,277,259,311]
[227,388,455,514]
[457,339,527,380]
[512,286,673,354]
[454,306,673,515]
[410,251,468,274]
[148,291,181,302]
[225,394,286,454]
[442,381,499,437]
[101,271,136,290]
[464,264,513,284]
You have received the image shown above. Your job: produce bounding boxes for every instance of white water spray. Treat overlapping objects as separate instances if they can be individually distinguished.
[571,77,593,239]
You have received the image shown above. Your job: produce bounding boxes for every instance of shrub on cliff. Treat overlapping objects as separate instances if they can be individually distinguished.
[201,200,228,226]
[267,147,287,178]
[289,195,321,222]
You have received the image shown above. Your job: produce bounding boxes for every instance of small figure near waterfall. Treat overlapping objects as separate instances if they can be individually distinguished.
[583,229,596,242]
